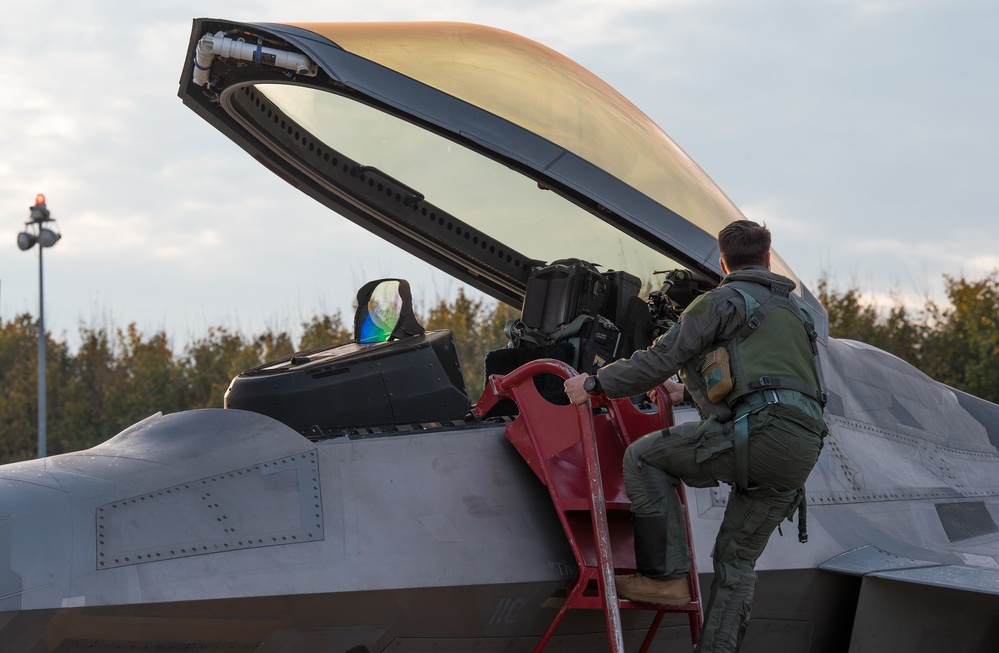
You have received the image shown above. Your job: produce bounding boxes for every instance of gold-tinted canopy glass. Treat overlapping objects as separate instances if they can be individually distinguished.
[290,21,797,285]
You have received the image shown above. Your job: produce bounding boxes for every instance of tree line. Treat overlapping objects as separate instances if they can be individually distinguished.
[1,274,996,464]
[0,290,517,463]
[816,272,999,405]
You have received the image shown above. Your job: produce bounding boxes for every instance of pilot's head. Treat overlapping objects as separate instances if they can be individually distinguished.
[718,220,771,274]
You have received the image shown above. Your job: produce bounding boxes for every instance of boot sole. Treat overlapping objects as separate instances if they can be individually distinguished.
[617,592,691,608]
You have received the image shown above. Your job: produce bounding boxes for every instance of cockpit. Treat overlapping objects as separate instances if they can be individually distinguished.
[224,264,711,438]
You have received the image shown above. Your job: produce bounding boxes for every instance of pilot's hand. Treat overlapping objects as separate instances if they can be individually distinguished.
[564,374,591,405]
[649,378,685,406]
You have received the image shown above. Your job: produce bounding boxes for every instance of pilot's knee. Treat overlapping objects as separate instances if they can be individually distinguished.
[623,443,643,476]
[721,557,757,583]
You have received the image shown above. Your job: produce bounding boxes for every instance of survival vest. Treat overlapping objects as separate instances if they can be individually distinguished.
[677,271,826,424]
[720,276,826,409]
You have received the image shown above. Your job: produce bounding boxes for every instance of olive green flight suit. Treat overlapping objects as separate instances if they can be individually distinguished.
[596,266,826,653]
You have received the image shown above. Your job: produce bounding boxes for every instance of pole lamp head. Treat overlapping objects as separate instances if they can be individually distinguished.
[17,231,37,251]
[18,194,60,251]
[38,228,61,248]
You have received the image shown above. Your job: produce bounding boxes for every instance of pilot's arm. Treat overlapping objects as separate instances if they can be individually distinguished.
[565,374,686,406]
[565,289,737,405]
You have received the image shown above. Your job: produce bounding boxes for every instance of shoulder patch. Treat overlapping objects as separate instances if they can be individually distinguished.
[683,293,712,318]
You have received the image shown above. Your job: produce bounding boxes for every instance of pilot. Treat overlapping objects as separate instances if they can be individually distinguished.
[564,220,826,653]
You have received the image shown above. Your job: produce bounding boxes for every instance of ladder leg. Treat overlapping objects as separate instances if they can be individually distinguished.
[688,610,702,647]
[532,576,589,653]
[678,484,704,644]
[637,611,665,653]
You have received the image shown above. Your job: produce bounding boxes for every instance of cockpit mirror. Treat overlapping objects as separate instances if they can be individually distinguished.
[353,278,425,344]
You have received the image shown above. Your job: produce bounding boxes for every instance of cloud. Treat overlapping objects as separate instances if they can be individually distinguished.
[963,255,999,275]
[2,0,997,348]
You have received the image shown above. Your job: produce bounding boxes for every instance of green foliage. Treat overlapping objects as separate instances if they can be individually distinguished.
[62,325,125,451]
[818,272,999,402]
[424,289,519,400]
[920,273,999,402]
[299,313,352,352]
[0,314,47,461]
[816,278,924,366]
[184,327,263,409]
[0,292,518,463]
[4,272,993,465]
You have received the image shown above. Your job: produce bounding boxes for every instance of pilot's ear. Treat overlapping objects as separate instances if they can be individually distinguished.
[764,251,771,270]
[719,256,730,275]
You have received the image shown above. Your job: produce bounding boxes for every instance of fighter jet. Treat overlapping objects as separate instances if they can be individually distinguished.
[0,19,996,653]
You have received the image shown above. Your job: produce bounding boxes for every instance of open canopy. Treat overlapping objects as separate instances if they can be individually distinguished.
[179,19,800,307]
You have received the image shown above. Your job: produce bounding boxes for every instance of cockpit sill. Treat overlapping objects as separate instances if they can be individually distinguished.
[223,265,703,442]
[307,416,505,443]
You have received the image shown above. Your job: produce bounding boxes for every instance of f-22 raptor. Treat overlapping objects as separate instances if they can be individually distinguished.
[0,19,997,653]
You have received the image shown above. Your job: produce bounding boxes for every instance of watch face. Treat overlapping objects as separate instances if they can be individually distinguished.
[584,377,596,393]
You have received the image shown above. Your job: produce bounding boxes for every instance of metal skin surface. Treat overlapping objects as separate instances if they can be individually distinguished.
[0,18,997,653]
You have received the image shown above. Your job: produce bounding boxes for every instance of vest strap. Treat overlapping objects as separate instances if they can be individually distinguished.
[730,396,775,492]
[746,377,827,407]
[733,414,750,492]
[724,281,825,406]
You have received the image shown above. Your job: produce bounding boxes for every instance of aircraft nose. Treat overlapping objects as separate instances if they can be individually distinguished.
[0,464,76,613]
[0,515,23,611]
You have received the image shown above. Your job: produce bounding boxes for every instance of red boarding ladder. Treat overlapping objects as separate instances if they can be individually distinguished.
[474,359,704,652]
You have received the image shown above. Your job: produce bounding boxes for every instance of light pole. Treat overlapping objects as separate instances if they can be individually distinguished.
[17,194,61,458]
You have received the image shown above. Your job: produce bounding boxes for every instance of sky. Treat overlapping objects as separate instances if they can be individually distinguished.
[1,0,996,352]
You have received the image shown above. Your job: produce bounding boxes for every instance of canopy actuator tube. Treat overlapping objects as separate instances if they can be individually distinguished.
[192,31,318,86]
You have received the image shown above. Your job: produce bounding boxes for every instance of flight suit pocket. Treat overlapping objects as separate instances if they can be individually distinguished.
[693,420,733,463]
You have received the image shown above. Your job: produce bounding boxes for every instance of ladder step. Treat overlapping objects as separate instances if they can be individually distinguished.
[569,594,702,612]
[561,499,632,512]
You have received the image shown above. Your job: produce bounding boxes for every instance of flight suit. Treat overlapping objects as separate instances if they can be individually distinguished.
[596,266,826,653]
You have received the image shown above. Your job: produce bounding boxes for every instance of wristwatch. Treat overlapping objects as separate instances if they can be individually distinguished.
[583,375,603,395]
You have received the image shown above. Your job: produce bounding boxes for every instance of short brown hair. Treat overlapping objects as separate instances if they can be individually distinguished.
[718,220,770,270]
